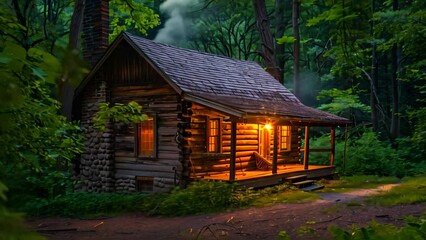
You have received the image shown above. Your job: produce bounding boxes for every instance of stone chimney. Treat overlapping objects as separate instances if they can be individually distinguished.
[82,0,109,65]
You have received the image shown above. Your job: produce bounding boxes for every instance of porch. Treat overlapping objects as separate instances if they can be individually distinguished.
[192,164,335,188]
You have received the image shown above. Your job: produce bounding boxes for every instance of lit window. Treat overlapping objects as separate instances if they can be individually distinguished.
[138,116,155,158]
[208,119,220,153]
[280,126,291,150]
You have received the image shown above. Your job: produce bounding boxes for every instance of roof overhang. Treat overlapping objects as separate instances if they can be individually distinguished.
[183,93,351,127]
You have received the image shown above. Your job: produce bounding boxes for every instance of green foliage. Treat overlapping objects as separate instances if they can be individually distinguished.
[188,1,259,61]
[367,176,426,206]
[277,35,296,44]
[297,224,317,237]
[278,230,291,240]
[158,180,235,216]
[0,182,45,240]
[317,88,370,118]
[22,180,320,218]
[310,129,407,176]
[0,0,73,52]
[109,0,160,40]
[342,131,401,176]
[92,101,148,131]
[328,215,426,240]
[23,192,164,218]
[0,35,84,208]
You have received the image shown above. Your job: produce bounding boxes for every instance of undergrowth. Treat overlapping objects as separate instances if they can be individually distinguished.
[367,175,426,205]
[328,214,426,240]
[21,180,317,218]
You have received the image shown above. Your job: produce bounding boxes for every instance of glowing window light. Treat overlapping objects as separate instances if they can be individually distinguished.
[264,123,272,130]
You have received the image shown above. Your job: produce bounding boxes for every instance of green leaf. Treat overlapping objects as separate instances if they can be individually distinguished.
[277,35,296,44]
[32,67,47,80]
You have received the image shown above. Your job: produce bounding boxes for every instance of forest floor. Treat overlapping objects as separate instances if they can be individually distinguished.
[27,184,426,240]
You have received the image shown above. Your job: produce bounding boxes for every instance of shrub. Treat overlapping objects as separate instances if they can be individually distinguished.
[328,215,426,240]
[158,180,235,216]
[22,192,163,218]
[310,129,405,177]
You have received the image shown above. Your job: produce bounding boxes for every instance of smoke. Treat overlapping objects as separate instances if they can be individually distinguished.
[154,0,199,45]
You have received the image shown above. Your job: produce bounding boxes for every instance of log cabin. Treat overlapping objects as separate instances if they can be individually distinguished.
[73,0,350,192]
[73,31,350,192]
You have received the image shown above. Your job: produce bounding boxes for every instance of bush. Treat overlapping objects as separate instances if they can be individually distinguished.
[22,192,163,218]
[0,182,45,240]
[310,129,406,177]
[158,180,235,216]
[328,215,426,240]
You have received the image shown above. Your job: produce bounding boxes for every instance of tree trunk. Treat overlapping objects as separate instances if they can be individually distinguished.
[60,0,86,120]
[275,0,286,84]
[390,0,400,145]
[370,0,379,131]
[292,0,300,97]
[69,0,86,49]
[252,0,280,81]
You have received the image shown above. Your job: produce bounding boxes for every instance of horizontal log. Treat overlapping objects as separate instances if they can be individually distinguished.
[115,151,135,157]
[115,156,137,163]
[188,129,206,135]
[158,148,179,154]
[158,127,178,134]
[300,148,332,152]
[115,136,134,143]
[157,153,180,160]
[222,145,258,152]
[115,163,181,172]
[222,135,258,140]
[222,140,259,145]
[222,129,258,135]
[115,170,175,179]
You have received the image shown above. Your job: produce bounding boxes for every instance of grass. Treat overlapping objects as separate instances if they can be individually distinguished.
[367,176,426,205]
[318,175,400,193]
[21,181,321,218]
[321,205,341,214]
[252,190,320,207]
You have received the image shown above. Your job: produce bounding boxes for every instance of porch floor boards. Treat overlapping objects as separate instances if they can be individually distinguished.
[192,164,334,182]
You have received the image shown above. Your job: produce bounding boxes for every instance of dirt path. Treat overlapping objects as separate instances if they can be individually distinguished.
[28,184,426,240]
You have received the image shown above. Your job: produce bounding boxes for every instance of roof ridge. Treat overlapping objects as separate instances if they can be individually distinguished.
[123,31,260,65]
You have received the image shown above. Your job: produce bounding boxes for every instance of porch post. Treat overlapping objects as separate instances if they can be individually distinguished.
[330,126,336,166]
[303,126,310,170]
[272,125,278,174]
[230,121,237,181]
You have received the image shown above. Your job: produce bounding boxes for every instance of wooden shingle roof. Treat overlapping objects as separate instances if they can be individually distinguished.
[76,32,350,125]
[124,33,349,125]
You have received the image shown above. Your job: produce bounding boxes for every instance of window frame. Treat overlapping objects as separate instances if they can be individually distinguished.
[136,113,157,159]
[279,125,291,151]
[207,118,221,153]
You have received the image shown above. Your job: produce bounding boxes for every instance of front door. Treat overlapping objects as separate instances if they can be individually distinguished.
[259,124,272,160]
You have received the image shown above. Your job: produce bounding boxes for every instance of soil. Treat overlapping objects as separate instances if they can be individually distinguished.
[27,184,426,240]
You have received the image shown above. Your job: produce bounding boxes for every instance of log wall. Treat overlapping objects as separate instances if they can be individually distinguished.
[77,40,182,193]
[188,104,301,177]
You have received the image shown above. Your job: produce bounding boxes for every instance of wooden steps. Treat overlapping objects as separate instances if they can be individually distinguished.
[284,175,324,192]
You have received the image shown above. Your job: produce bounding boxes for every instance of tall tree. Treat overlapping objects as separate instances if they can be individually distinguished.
[370,0,379,131]
[252,0,280,81]
[274,0,287,84]
[292,0,300,97]
[189,0,259,61]
[389,0,400,143]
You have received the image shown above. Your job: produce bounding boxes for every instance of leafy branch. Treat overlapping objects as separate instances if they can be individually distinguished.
[92,101,148,131]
